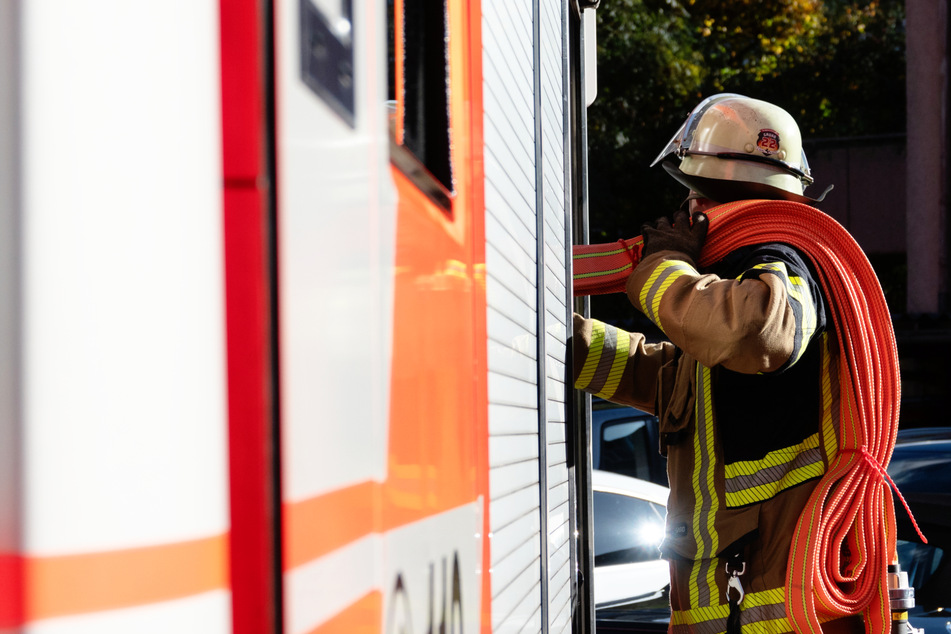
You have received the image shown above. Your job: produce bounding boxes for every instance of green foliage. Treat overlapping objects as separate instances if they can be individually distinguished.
[586,0,905,324]
[587,0,706,242]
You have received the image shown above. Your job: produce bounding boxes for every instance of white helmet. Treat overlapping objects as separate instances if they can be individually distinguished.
[652,93,832,205]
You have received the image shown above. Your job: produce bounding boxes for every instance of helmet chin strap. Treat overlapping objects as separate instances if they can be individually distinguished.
[680,191,706,210]
[663,161,835,206]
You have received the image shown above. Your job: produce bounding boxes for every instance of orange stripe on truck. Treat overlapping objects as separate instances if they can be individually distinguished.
[22,533,228,622]
[305,591,383,634]
[283,481,380,571]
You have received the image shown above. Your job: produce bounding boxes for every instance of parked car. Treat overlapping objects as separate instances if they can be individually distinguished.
[592,470,670,609]
[592,469,670,632]
[888,428,951,634]
[592,398,667,487]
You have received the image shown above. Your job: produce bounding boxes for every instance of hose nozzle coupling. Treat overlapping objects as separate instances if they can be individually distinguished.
[888,563,923,634]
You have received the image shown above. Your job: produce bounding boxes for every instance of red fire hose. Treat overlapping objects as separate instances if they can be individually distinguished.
[573,199,925,633]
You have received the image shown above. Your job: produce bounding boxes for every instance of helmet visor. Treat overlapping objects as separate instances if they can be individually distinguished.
[651,93,744,168]
[652,93,814,186]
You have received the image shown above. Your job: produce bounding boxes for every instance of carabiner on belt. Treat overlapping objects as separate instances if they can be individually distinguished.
[725,560,746,605]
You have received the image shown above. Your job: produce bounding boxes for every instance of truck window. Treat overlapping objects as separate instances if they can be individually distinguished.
[388,0,453,209]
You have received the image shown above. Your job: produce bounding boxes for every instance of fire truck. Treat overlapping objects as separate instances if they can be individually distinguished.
[0,0,602,632]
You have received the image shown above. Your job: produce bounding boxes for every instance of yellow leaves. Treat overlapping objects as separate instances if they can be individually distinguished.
[758,37,784,56]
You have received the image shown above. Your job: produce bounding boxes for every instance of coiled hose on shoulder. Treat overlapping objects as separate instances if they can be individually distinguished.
[573,199,923,634]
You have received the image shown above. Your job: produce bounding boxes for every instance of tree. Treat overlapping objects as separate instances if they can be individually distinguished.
[586,0,906,327]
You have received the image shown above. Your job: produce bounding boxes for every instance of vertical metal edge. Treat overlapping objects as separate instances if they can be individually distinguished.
[560,0,580,630]
[945,0,950,312]
[263,0,284,631]
[0,1,23,627]
[569,7,595,634]
[532,0,550,630]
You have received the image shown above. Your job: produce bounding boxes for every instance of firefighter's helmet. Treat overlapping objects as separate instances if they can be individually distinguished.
[652,94,832,205]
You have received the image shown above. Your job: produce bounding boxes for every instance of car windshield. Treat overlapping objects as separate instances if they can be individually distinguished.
[897,540,945,594]
[593,490,665,566]
[889,435,951,612]
[600,419,653,480]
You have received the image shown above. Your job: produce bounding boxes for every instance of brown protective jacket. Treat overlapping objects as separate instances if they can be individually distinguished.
[574,247,846,633]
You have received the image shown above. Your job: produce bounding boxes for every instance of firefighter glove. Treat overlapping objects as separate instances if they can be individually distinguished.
[641,210,708,264]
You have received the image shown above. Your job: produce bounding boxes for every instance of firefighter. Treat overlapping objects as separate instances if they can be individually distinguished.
[574,94,864,633]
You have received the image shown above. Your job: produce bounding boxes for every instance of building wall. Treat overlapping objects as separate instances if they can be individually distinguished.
[806,137,907,256]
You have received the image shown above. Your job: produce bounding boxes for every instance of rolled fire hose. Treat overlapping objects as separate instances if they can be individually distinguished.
[572,199,925,633]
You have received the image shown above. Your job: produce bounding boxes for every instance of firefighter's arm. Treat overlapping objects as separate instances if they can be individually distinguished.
[626,252,804,374]
[572,313,677,415]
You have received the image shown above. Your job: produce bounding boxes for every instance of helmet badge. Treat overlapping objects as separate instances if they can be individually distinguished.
[756,129,780,156]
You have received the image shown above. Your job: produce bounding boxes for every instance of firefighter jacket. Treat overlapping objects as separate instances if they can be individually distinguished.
[573,243,849,634]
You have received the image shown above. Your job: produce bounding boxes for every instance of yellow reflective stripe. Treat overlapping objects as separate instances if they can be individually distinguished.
[574,321,605,391]
[723,433,824,507]
[687,559,705,609]
[748,262,785,275]
[686,558,719,611]
[689,365,718,606]
[672,616,793,634]
[752,619,796,634]
[699,366,718,552]
[726,454,822,488]
[725,433,821,477]
[751,587,786,607]
[733,616,793,634]
[725,461,825,507]
[820,333,839,462]
[788,274,817,364]
[638,263,665,311]
[749,262,787,277]
[638,260,695,328]
[790,275,817,327]
[574,321,632,399]
[672,587,788,629]
[672,599,728,626]
[700,366,718,596]
[597,326,630,399]
[688,363,704,606]
[673,587,785,622]
[650,269,688,328]
[749,262,818,366]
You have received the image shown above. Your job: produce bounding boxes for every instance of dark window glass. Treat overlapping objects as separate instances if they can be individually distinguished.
[600,419,652,480]
[896,539,948,605]
[593,491,665,566]
[388,0,453,205]
[401,0,452,190]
